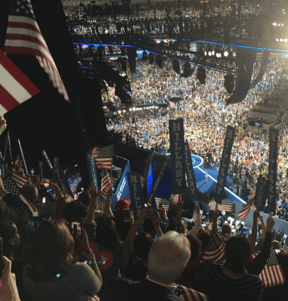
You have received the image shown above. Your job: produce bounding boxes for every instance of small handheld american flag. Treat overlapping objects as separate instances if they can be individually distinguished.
[282,237,288,254]
[100,175,112,198]
[238,198,255,220]
[259,248,286,287]
[202,234,226,263]
[209,199,231,212]
[91,145,114,170]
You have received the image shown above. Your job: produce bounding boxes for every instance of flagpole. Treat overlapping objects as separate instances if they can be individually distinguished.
[7,131,13,166]
[18,139,29,175]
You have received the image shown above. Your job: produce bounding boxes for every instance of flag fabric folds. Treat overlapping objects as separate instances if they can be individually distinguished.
[100,175,112,198]
[209,199,231,212]
[155,197,169,211]
[0,50,39,115]
[259,248,286,287]
[18,193,38,216]
[238,198,255,220]
[11,172,27,188]
[202,234,226,263]
[91,145,114,170]
[4,0,70,102]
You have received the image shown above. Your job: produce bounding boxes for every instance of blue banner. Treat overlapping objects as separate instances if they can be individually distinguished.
[86,151,99,192]
[215,126,235,204]
[169,119,186,194]
[150,158,168,200]
[38,161,44,180]
[184,142,198,201]
[254,175,268,211]
[53,166,73,196]
[127,172,146,219]
[42,150,53,170]
[268,128,278,214]
[53,157,60,168]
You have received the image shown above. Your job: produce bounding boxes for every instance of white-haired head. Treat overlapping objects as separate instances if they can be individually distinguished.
[148,231,191,284]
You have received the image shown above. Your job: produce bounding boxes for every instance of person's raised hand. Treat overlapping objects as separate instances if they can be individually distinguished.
[195,202,200,214]
[253,210,260,220]
[266,216,275,232]
[49,182,60,194]
[87,185,98,200]
[212,208,219,221]
[151,212,161,228]
[140,203,151,218]
[105,186,113,200]
[259,214,264,222]
[0,256,21,301]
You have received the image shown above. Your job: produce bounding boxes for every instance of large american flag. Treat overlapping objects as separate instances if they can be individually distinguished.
[4,0,70,103]
[259,248,286,287]
[100,175,112,198]
[175,285,210,301]
[0,49,39,115]
[209,199,231,212]
[91,145,114,170]
[202,234,226,263]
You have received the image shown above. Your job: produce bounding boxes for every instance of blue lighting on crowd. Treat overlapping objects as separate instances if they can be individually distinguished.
[196,40,288,53]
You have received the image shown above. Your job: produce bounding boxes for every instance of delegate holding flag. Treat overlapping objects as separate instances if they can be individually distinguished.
[202,234,226,263]
[209,199,231,212]
[91,145,114,170]
[0,50,39,115]
[4,0,70,103]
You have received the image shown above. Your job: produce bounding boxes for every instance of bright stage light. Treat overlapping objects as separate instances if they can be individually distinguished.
[224,51,229,57]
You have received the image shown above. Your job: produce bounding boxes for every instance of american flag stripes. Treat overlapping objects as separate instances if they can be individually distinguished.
[4,0,70,103]
[11,172,27,188]
[259,248,286,287]
[209,200,231,212]
[0,49,39,115]
[88,295,100,301]
[175,285,210,301]
[238,199,255,220]
[202,234,226,263]
[91,145,114,170]
[155,197,169,211]
[18,193,38,216]
[282,237,288,254]
[100,175,112,197]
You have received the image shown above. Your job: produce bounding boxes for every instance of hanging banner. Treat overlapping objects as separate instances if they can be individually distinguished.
[268,128,278,214]
[42,150,53,170]
[214,126,235,204]
[127,172,146,219]
[169,119,186,194]
[184,142,198,201]
[86,151,99,192]
[150,158,168,200]
[254,175,268,211]
[38,161,44,180]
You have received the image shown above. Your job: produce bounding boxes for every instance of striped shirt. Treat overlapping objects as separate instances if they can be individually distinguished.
[197,261,263,301]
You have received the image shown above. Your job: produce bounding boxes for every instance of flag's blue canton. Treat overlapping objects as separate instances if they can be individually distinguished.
[14,0,35,19]
[266,248,279,266]
[208,234,223,251]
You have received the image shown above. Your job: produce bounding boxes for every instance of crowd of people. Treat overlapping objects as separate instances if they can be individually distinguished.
[1,151,288,301]
[106,59,288,219]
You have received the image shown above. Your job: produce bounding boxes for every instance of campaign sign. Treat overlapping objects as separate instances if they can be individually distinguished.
[268,128,278,214]
[184,142,198,201]
[169,119,186,194]
[57,166,73,197]
[254,175,268,212]
[214,126,235,204]
[86,151,99,192]
[75,242,122,281]
[127,172,146,219]
[150,158,168,200]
